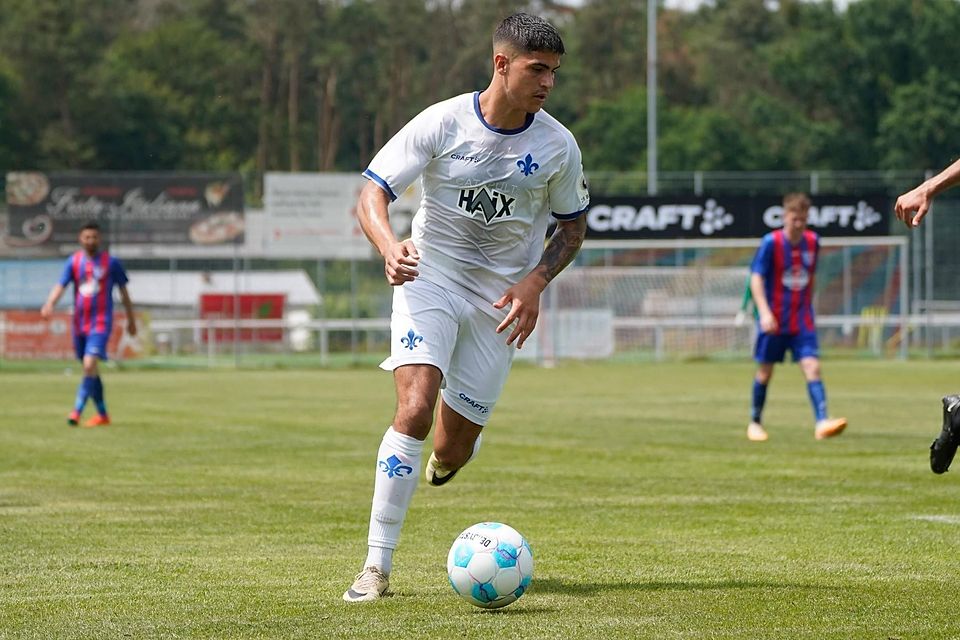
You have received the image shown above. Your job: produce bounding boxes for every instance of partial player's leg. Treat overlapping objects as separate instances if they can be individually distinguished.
[797,355,846,439]
[345,278,457,603]
[68,334,90,426]
[426,299,513,483]
[930,395,960,474]
[748,332,787,441]
[345,364,441,602]
[425,401,483,486]
[82,333,111,427]
[748,363,774,441]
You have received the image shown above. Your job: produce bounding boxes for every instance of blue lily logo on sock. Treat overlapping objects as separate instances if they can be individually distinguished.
[379,454,413,479]
[401,328,423,351]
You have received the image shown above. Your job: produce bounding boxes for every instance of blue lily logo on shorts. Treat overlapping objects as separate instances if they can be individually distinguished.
[401,328,423,350]
[379,454,413,478]
[517,153,539,176]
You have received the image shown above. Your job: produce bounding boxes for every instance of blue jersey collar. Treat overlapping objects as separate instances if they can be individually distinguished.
[473,91,535,135]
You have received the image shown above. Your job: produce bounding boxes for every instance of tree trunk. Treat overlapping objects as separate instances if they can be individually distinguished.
[317,67,339,171]
[273,57,288,170]
[255,33,276,201]
[288,50,300,171]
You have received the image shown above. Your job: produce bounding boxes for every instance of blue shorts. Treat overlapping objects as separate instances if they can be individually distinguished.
[754,331,819,363]
[74,332,110,361]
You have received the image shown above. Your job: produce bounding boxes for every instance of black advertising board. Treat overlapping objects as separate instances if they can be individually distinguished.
[4,172,244,249]
[582,195,890,239]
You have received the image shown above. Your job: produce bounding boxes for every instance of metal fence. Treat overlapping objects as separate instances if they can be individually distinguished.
[2,170,960,368]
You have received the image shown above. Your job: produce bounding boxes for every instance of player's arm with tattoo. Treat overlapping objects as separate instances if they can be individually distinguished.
[494,216,587,348]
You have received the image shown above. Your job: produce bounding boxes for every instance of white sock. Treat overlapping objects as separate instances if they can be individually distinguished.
[365,426,423,574]
[364,545,393,575]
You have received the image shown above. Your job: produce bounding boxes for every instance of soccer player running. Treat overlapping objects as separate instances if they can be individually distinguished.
[746,193,847,442]
[41,222,136,427]
[342,13,589,602]
[895,158,960,473]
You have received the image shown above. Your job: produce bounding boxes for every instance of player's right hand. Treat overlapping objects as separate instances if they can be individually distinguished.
[40,303,52,319]
[759,311,778,334]
[894,185,931,228]
[383,239,420,286]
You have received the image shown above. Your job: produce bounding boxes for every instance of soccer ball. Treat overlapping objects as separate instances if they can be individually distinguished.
[446,522,534,609]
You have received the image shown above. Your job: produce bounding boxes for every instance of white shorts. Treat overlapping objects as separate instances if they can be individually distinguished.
[380,277,515,426]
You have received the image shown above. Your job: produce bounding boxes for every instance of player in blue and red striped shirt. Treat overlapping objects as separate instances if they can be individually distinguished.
[41,222,137,427]
[747,193,847,442]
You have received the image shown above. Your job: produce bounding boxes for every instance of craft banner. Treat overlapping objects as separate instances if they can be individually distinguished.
[582,195,890,239]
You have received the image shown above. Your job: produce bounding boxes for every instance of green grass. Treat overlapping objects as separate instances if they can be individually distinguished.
[1,360,958,639]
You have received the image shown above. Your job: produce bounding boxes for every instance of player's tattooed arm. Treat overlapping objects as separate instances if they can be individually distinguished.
[494,216,586,348]
[536,216,587,285]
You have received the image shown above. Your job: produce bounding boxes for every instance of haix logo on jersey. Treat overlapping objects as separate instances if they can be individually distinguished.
[458,187,516,224]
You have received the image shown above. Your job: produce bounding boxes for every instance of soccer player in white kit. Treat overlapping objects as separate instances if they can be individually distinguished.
[343,13,590,602]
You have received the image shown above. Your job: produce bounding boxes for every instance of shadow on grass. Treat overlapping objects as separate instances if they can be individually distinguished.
[531,577,821,596]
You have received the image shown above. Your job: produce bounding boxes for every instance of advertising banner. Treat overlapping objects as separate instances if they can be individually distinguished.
[199,293,285,343]
[582,194,890,239]
[4,172,245,250]
[264,172,420,258]
[0,310,137,359]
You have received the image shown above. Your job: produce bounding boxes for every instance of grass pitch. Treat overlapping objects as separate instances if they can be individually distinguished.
[1,360,958,639]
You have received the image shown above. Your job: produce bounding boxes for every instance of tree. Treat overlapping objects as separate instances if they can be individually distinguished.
[84,17,257,171]
[877,68,960,171]
[0,0,131,168]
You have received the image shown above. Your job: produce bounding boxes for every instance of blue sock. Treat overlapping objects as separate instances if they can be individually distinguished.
[751,379,767,423]
[807,380,827,422]
[91,376,107,416]
[74,376,95,412]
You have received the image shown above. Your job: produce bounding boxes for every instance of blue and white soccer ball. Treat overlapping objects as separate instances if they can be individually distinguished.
[446,522,534,609]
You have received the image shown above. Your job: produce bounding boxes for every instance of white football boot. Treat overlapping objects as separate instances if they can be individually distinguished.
[424,452,459,486]
[342,566,390,602]
[747,421,768,442]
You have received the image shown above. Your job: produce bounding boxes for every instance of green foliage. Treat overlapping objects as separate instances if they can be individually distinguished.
[0,0,956,175]
[85,18,257,170]
[573,87,649,171]
[878,68,960,170]
[0,55,25,170]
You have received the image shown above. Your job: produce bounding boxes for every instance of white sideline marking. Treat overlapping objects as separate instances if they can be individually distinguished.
[912,514,960,524]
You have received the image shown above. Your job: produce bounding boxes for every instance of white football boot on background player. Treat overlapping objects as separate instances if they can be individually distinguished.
[747,421,768,442]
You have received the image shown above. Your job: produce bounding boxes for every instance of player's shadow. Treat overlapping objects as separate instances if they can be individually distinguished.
[531,577,819,596]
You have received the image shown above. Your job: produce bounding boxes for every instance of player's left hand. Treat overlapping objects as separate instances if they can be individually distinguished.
[127,317,137,337]
[493,275,547,349]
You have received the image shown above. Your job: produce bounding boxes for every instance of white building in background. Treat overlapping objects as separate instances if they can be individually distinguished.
[126,270,321,311]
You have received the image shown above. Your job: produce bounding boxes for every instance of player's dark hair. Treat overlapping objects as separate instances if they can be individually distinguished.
[80,221,101,232]
[493,13,565,55]
[783,192,811,211]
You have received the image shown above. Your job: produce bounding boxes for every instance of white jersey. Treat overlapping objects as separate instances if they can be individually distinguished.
[364,91,589,319]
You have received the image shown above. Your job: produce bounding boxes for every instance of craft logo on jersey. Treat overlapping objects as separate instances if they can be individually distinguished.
[517,153,539,176]
[457,187,515,224]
